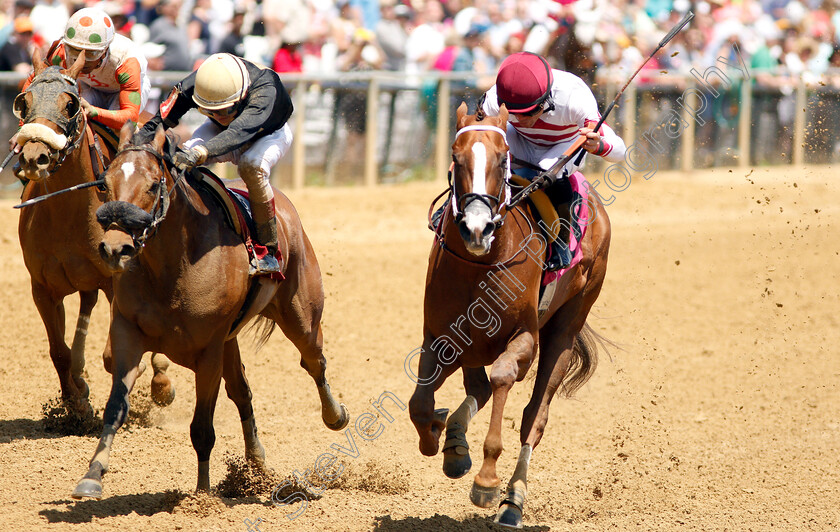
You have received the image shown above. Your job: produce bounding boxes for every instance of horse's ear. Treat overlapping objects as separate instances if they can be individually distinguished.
[64,50,86,79]
[31,47,47,76]
[498,104,509,127]
[151,125,166,153]
[118,122,134,150]
[456,101,469,129]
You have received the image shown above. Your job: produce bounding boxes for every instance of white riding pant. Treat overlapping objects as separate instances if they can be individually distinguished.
[185,121,293,204]
[80,77,152,115]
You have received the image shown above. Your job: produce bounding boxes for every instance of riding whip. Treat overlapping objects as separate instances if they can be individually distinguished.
[509,10,695,206]
[13,179,105,209]
[0,149,15,172]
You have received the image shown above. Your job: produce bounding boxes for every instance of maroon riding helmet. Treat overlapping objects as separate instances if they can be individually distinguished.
[496,52,553,113]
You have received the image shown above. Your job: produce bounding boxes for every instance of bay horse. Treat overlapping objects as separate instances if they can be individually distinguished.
[14,49,173,415]
[72,125,349,499]
[408,103,611,528]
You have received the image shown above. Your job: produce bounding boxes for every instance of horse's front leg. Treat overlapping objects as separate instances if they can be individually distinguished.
[192,342,225,492]
[408,335,461,457]
[441,367,492,479]
[72,313,144,499]
[31,281,90,414]
[471,331,536,509]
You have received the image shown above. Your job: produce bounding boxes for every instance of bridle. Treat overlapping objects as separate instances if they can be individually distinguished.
[13,67,86,171]
[450,124,512,229]
[103,145,184,250]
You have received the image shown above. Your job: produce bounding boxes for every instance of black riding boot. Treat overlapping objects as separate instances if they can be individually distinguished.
[544,178,575,272]
[252,218,281,275]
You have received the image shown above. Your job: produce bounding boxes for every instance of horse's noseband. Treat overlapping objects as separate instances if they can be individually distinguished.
[97,145,179,249]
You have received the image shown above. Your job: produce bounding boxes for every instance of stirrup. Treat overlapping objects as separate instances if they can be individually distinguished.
[546,242,572,272]
[249,254,281,276]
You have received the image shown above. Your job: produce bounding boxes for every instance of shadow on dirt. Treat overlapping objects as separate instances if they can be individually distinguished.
[0,418,68,442]
[373,514,550,531]
[38,490,271,523]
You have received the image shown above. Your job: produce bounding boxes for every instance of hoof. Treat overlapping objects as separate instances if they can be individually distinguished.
[325,403,349,431]
[442,422,471,479]
[71,478,103,500]
[495,502,524,529]
[151,375,175,407]
[442,450,472,479]
[470,481,500,508]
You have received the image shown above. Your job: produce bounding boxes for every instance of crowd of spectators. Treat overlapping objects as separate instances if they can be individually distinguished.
[2,0,840,166]
[0,0,839,82]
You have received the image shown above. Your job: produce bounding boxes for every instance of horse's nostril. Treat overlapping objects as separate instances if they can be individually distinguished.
[458,222,471,243]
[36,153,50,167]
[118,244,134,258]
[482,222,495,239]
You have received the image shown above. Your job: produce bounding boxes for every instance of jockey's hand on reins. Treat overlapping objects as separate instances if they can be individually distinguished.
[173,145,208,171]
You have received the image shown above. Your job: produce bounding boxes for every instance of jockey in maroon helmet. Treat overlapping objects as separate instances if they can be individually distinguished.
[482,52,626,271]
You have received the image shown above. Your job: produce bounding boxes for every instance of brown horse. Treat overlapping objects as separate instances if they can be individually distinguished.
[72,125,349,499]
[14,49,173,414]
[408,103,611,528]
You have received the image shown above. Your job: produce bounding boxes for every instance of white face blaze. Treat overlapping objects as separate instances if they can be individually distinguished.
[462,141,495,256]
[121,162,135,183]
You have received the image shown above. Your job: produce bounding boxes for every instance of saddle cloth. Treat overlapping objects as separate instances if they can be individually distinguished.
[195,168,285,282]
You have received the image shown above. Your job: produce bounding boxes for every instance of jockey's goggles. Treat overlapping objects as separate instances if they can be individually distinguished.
[198,104,238,119]
[65,44,108,63]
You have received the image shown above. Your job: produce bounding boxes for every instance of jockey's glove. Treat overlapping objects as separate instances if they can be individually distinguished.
[174,145,208,170]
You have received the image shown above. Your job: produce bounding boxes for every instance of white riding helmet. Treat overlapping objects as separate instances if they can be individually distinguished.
[63,8,115,58]
[192,53,251,110]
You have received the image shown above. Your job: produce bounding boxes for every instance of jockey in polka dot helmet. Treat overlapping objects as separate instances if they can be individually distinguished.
[20,7,150,133]
[63,7,116,62]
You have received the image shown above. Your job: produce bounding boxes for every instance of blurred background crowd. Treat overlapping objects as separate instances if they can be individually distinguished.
[2,0,840,178]
[2,0,840,84]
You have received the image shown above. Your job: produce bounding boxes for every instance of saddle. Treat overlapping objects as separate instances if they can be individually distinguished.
[194,168,286,283]
[509,172,592,320]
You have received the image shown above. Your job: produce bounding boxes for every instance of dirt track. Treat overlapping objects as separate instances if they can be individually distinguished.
[0,166,838,531]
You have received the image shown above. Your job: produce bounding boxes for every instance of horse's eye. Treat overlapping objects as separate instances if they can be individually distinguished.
[66,98,79,117]
[147,181,161,195]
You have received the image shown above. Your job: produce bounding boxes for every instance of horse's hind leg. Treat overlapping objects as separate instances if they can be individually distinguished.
[31,281,89,413]
[69,290,98,400]
[269,298,349,431]
[471,332,535,510]
[150,353,176,406]
[223,339,266,470]
[442,367,492,479]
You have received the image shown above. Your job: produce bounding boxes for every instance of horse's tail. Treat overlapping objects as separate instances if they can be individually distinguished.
[559,323,610,398]
[248,316,277,351]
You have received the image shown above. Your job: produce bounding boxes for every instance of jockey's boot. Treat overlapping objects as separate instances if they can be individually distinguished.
[545,204,572,272]
[429,202,448,231]
[252,216,282,276]
[545,178,575,272]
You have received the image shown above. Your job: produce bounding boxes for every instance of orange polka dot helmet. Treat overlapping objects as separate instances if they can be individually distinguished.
[63,8,114,59]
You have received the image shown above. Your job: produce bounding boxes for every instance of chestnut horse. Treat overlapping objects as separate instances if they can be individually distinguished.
[409,103,610,528]
[72,126,349,499]
[14,49,173,414]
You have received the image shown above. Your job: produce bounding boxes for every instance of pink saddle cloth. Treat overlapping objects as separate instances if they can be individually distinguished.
[542,171,591,286]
